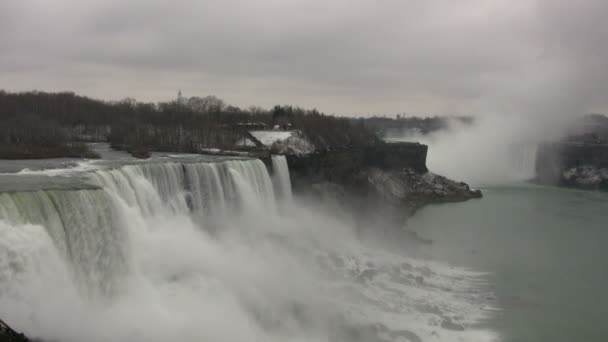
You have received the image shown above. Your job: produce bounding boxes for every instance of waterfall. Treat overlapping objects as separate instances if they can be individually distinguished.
[506,143,539,181]
[271,155,293,203]
[0,189,130,296]
[0,158,286,298]
[90,158,277,218]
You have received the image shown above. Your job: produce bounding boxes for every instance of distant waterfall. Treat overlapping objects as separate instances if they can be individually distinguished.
[506,143,538,181]
[271,155,293,203]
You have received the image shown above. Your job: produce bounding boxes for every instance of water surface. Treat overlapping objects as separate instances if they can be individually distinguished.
[408,183,608,341]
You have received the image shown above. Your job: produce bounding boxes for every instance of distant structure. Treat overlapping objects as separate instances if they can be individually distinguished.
[177,89,185,106]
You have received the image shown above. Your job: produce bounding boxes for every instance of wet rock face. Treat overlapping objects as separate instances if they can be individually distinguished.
[562,166,608,190]
[286,143,481,226]
[536,142,608,191]
[366,168,482,209]
[0,319,31,342]
[285,142,429,186]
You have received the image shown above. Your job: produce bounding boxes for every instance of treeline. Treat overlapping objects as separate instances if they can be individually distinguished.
[0,109,99,159]
[359,115,474,135]
[0,90,379,158]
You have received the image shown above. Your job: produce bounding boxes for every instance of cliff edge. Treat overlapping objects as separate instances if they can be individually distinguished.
[0,319,31,342]
[535,114,608,191]
[536,142,608,191]
[283,142,481,225]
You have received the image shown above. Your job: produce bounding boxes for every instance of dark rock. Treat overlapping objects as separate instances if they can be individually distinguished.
[440,319,466,331]
[128,146,151,159]
[0,318,32,342]
[536,115,608,191]
[286,142,482,234]
[536,142,608,191]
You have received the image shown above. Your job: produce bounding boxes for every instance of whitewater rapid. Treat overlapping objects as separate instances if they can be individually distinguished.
[0,155,498,342]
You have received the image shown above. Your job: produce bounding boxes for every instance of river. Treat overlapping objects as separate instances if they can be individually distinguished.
[408,183,608,341]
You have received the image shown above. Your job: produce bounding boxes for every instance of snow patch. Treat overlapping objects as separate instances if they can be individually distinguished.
[250,130,315,155]
[250,130,295,146]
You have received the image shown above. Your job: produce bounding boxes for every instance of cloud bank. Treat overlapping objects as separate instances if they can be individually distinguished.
[1,0,606,116]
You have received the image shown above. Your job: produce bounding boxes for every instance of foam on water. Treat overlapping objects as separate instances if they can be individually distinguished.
[0,157,499,342]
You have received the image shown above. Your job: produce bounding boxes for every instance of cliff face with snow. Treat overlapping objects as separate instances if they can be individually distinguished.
[535,114,608,191]
[536,142,608,191]
[284,142,481,222]
[244,130,315,156]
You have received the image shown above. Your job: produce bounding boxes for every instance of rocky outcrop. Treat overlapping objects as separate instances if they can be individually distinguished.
[0,319,31,342]
[285,142,481,224]
[366,168,481,209]
[285,142,429,182]
[536,114,608,191]
[536,142,608,191]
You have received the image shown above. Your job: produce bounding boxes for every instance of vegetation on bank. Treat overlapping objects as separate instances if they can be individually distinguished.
[0,90,379,159]
[359,115,474,136]
[0,112,99,159]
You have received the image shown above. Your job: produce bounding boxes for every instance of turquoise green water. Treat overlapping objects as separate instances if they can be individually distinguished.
[408,183,608,341]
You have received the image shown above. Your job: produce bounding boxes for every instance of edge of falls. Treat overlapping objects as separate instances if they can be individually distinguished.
[0,157,290,296]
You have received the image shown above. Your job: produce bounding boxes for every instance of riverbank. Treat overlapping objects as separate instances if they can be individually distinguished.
[0,142,99,160]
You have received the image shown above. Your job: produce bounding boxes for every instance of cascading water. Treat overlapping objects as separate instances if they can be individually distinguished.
[0,189,129,296]
[505,143,538,181]
[0,156,497,342]
[271,155,293,203]
[0,159,277,296]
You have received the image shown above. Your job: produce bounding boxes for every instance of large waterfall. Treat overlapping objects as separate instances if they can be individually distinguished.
[0,158,279,297]
[0,155,496,342]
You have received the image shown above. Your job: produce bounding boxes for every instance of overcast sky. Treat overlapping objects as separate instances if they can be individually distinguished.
[1,0,607,116]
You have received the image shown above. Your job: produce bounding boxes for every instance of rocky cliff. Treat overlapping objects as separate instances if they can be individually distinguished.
[0,319,31,342]
[536,142,608,190]
[535,114,608,191]
[283,142,481,226]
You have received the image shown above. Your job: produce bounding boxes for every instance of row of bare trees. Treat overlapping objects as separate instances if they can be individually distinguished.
[0,90,380,158]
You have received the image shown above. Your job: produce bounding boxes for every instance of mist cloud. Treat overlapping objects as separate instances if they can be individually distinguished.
[1,0,606,116]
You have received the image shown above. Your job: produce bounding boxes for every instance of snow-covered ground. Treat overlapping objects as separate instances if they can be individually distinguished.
[250,130,295,146]
[250,130,315,155]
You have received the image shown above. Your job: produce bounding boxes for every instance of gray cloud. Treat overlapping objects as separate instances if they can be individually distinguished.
[1,0,606,116]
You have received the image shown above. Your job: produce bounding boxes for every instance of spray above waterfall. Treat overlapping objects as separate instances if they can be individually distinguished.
[386,115,567,186]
